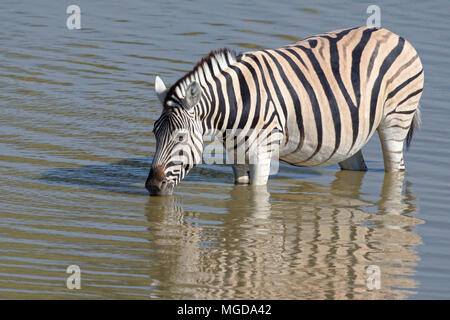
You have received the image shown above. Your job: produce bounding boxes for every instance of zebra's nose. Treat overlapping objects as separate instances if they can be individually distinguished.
[145,165,174,196]
[146,179,174,196]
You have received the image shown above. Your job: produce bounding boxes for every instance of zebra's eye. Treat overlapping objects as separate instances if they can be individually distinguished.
[173,129,188,142]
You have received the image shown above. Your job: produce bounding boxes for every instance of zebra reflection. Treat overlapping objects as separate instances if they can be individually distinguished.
[145,172,422,299]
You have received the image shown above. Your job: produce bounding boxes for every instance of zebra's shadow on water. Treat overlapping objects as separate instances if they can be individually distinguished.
[40,157,151,195]
[39,157,235,195]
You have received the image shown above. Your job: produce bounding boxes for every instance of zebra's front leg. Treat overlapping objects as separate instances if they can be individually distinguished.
[232,164,250,185]
[339,150,368,171]
[249,152,272,186]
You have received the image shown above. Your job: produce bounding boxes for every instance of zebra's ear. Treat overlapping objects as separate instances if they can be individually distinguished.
[184,81,201,110]
[155,76,168,104]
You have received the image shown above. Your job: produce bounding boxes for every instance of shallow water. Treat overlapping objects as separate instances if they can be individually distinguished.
[1,0,450,299]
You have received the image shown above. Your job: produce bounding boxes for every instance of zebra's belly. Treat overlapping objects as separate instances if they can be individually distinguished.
[278,139,364,167]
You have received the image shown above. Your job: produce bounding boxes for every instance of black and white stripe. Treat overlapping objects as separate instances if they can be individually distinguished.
[147,26,424,195]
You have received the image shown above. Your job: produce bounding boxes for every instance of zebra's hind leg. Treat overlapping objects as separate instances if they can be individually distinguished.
[378,93,421,171]
[232,164,250,184]
[377,122,409,172]
[339,150,368,171]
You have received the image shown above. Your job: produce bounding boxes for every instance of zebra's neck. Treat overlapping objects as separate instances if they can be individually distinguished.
[163,48,241,135]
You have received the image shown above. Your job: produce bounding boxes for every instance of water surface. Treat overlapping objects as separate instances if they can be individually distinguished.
[1,0,450,299]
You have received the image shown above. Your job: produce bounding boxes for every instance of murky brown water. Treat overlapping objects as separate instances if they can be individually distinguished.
[1,0,450,299]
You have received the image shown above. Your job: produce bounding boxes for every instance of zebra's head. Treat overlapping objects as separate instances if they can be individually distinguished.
[146,76,203,196]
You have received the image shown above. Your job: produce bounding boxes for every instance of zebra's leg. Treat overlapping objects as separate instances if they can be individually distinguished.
[378,101,421,172]
[338,150,368,171]
[377,125,406,172]
[232,164,250,184]
[249,152,272,185]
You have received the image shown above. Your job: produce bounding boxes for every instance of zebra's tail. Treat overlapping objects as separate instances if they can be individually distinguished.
[406,105,421,150]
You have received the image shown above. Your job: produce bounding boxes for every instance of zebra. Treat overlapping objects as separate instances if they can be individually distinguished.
[146,26,424,196]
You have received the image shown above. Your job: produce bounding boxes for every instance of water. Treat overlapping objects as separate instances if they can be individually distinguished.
[0,0,449,299]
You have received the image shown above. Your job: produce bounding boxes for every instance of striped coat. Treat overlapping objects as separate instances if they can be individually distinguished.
[147,26,424,195]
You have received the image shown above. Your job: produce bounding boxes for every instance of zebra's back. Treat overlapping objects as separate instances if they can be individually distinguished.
[238,26,424,167]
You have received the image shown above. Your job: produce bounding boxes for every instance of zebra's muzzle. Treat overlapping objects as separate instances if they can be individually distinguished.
[147,179,175,196]
[145,165,175,196]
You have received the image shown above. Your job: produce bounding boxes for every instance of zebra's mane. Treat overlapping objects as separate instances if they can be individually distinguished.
[164,48,239,107]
